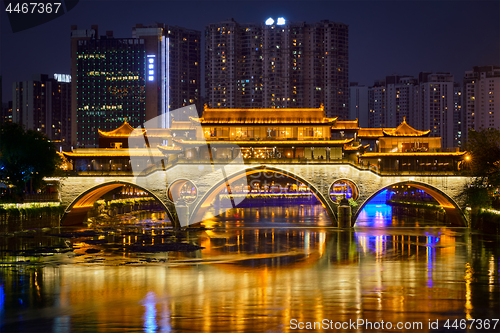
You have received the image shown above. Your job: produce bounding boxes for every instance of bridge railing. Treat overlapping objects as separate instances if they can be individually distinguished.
[61,157,467,177]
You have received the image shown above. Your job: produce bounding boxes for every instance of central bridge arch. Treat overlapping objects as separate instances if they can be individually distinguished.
[189,165,337,226]
[61,180,176,226]
[353,180,468,227]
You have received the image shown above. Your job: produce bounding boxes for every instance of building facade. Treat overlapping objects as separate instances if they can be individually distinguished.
[367,73,456,149]
[205,18,349,119]
[463,65,500,139]
[1,101,12,123]
[71,24,200,147]
[414,72,454,148]
[453,83,464,148]
[368,80,386,128]
[12,74,71,150]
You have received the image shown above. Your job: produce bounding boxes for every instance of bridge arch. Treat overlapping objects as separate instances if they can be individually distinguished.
[189,165,337,226]
[61,180,176,226]
[353,180,468,227]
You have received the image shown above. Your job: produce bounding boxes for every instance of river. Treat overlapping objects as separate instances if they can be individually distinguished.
[0,201,499,332]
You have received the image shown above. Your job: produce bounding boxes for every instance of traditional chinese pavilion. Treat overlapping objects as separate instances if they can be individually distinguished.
[61,106,466,173]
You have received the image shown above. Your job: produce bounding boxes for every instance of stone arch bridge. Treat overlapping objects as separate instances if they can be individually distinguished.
[58,163,471,228]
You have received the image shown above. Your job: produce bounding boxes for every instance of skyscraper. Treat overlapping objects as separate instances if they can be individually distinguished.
[384,75,417,128]
[414,72,454,148]
[367,72,456,148]
[463,65,500,140]
[205,18,348,119]
[368,80,386,128]
[12,74,71,150]
[453,83,463,148]
[71,24,200,147]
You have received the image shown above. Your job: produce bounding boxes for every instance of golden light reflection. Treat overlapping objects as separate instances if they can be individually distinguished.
[464,262,474,319]
[489,255,495,293]
[1,222,496,332]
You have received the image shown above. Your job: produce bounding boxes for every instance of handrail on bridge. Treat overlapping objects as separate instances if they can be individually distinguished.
[61,157,467,177]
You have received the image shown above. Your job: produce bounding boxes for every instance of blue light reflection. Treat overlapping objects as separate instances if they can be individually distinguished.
[356,190,394,227]
[142,292,157,333]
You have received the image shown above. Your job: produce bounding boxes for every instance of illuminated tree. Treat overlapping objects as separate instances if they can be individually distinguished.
[462,128,500,209]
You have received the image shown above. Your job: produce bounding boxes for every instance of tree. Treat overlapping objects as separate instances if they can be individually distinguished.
[0,122,61,196]
[462,128,500,210]
[466,128,500,185]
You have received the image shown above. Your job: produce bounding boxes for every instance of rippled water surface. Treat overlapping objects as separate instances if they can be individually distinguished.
[0,204,499,332]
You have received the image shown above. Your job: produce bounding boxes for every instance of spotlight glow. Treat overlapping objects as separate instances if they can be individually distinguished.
[265,17,274,25]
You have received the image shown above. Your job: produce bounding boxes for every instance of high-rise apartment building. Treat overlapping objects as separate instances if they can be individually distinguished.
[453,83,463,148]
[414,72,454,148]
[71,24,200,147]
[463,65,500,140]
[205,18,348,119]
[385,75,417,128]
[12,74,71,150]
[367,76,417,128]
[367,72,456,148]
[368,80,386,128]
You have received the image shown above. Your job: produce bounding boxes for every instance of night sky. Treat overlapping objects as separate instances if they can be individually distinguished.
[1,0,499,103]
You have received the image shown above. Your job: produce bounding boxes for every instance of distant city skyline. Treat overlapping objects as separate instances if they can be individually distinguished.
[1,1,498,103]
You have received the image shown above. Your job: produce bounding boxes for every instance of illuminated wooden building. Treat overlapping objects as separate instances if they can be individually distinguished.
[61,107,466,173]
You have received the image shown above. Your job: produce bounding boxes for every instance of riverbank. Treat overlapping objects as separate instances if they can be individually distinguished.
[0,197,167,233]
[473,209,500,234]
[0,202,63,233]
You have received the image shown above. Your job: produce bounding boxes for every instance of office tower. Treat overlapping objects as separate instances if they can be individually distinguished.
[71,24,200,147]
[12,74,71,149]
[414,72,454,148]
[349,83,369,127]
[453,83,463,148]
[205,18,349,119]
[160,25,201,117]
[463,65,500,140]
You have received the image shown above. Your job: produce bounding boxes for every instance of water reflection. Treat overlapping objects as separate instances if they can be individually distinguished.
[0,206,499,332]
[356,189,450,227]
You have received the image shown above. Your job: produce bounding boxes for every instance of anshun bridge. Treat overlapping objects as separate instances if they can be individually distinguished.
[56,105,470,228]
